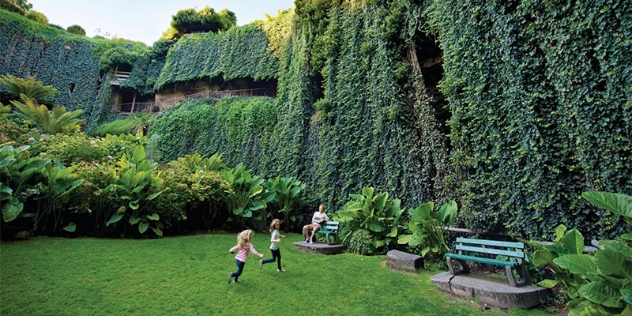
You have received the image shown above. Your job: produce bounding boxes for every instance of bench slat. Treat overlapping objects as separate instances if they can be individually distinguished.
[456,245,525,258]
[456,237,524,249]
[446,253,520,267]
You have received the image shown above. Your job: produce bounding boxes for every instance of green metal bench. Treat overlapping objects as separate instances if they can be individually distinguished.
[445,237,532,287]
[308,221,340,245]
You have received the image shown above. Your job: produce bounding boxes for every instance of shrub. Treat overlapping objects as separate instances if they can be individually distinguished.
[37,134,108,165]
[335,187,404,255]
[66,24,85,36]
[24,10,47,24]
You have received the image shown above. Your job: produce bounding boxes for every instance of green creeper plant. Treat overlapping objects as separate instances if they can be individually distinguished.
[398,200,458,260]
[103,145,164,236]
[335,187,404,255]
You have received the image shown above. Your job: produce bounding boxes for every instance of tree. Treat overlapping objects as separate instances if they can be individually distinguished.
[25,10,47,24]
[66,25,86,36]
[161,6,237,41]
[0,0,32,15]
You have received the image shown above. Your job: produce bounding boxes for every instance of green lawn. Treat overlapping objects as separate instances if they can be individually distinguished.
[0,233,554,315]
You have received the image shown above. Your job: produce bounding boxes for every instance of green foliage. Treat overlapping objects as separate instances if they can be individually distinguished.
[398,200,457,259]
[103,145,164,236]
[93,113,150,136]
[0,9,146,130]
[262,176,308,231]
[29,160,83,234]
[255,8,294,57]
[526,191,632,315]
[0,0,28,14]
[0,144,39,222]
[25,10,47,24]
[98,46,141,71]
[0,74,58,106]
[220,164,270,230]
[164,6,236,41]
[155,24,279,90]
[147,164,231,233]
[168,152,225,173]
[66,24,85,36]
[427,0,632,239]
[335,187,404,255]
[148,97,277,174]
[10,94,84,134]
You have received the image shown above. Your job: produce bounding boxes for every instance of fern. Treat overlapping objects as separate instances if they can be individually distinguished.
[10,94,83,134]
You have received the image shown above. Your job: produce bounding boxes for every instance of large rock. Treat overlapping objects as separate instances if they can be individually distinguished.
[386,250,423,273]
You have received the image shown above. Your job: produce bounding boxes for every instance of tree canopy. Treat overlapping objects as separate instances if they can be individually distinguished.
[161,6,237,41]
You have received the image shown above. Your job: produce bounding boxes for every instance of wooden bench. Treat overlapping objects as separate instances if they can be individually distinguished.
[308,221,340,245]
[445,237,532,287]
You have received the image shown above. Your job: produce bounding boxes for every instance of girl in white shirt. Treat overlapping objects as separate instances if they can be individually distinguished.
[260,219,285,271]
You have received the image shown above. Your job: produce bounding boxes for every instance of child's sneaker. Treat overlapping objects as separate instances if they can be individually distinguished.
[309,239,313,244]
[277,269,285,272]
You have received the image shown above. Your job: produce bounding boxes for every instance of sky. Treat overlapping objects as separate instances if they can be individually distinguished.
[27,0,295,46]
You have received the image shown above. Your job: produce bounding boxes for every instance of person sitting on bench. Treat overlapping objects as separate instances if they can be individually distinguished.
[303,204,328,244]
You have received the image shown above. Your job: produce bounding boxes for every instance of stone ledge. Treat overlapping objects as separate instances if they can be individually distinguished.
[386,250,423,273]
[293,241,345,255]
[431,272,552,309]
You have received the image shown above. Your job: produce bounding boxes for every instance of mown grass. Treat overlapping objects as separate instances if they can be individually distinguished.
[0,233,553,315]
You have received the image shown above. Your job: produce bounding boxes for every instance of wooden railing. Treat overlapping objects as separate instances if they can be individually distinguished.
[110,71,131,85]
[116,88,275,115]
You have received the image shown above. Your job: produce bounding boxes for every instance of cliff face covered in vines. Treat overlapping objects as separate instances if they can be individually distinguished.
[2,0,631,240]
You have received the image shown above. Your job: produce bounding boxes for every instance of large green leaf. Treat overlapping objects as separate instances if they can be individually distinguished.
[138,221,149,234]
[373,192,387,210]
[537,279,558,289]
[364,218,385,232]
[386,225,398,237]
[63,222,76,232]
[438,200,457,226]
[561,229,585,255]
[2,198,23,222]
[553,254,598,276]
[129,216,141,224]
[146,213,160,221]
[398,234,413,244]
[532,249,557,268]
[595,241,632,279]
[106,214,124,226]
[579,280,624,308]
[621,283,632,304]
[582,191,632,219]
[152,227,163,236]
[409,202,433,221]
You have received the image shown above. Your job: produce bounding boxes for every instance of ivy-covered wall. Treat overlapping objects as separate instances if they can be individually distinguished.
[427,0,632,239]
[150,0,631,240]
[154,24,280,92]
[0,9,152,130]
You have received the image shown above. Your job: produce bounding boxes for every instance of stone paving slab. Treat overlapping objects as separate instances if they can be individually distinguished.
[293,241,345,255]
[431,272,552,309]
